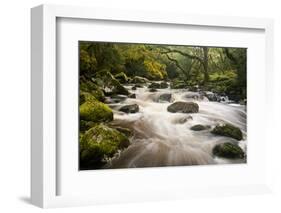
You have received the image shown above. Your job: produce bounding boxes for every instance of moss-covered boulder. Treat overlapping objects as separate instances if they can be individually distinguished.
[130,76,149,84]
[190,124,210,131]
[80,100,113,122]
[80,124,130,169]
[119,104,139,113]
[114,127,133,137]
[114,72,129,83]
[80,79,105,102]
[212,142,245,159]
[167,102,199,113]
[80,91,97,105]
[211,124,243,140]
[80,120,96,132]
[94,69,129,96]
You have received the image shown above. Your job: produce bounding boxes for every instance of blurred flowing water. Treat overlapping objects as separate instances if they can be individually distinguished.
[105,85,247,169]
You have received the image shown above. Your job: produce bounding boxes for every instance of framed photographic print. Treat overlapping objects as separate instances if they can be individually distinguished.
[31,4,274,208]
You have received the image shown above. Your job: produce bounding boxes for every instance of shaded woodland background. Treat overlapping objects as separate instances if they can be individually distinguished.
[80,42,246,102]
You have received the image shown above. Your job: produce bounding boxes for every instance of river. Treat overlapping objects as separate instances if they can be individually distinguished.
[104,83,247,169]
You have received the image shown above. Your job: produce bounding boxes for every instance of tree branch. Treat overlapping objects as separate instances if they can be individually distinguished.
[159,46,203,63]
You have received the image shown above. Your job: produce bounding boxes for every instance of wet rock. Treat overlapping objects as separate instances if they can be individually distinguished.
[148,82,169,89]
[148,82,161,89]
[80,124,130,169]
[190,124,210,131]
[149,88,158,92]
[167,101,199,113]
[212,142,245,159]
[105,94,127,104]
[211,123,243,140]
[119,104,139,113]
[131,86,137,90]
[203,91,220,102]
[173,115,193,124]
[128,93,136,99]
[160,82,169,89]
[158,93,173,103]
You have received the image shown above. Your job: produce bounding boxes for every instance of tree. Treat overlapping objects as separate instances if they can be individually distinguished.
[158,46,210,85]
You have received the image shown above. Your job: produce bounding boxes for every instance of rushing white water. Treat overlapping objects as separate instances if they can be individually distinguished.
[105,85,247,169]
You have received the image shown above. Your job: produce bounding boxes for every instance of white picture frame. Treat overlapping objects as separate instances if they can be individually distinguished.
[31,4,274,208]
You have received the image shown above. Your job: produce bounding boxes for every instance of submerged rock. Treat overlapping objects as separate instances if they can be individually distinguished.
[190,124,210,131]
[173,115,193,124]
[119,104,139,113]
[80,124,130,169]
[80,100,113,122]
[167,101,199,113]
[211,123,243,140]
[212,142,245,159]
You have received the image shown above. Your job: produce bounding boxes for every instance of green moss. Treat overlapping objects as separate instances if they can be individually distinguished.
[80,100,113,122]
[80,124,130,169]
[94,69,129,95]
[213,142,245,159]
[130,76,149,84]
[80,120,96,132]
[211,124,243,140]
[80,80,105,102]
[79,91,97,105]
[115,72,129,83]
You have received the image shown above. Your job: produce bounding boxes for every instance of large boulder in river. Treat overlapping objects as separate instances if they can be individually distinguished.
[211,123,243,140]
[119,104,139,113]
[80,124,130,169]
[80,100,113,122]
[212,142,245,159]
[167,101,199,113]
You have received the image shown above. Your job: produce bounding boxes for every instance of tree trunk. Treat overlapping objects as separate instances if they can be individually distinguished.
[202,47,209,85]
